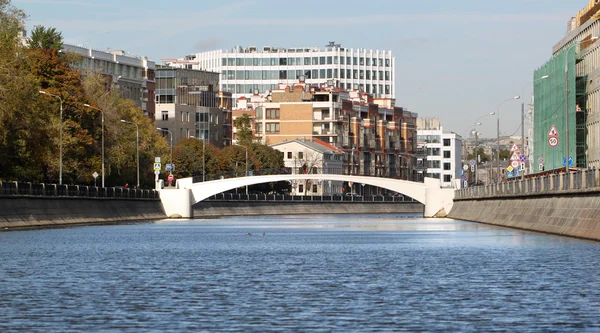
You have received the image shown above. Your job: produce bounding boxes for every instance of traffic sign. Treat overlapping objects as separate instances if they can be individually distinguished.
[469,159,476,166]
[519,155,527,162]
[460,169,463,175]
[510,152,520,161]
[92,172,98,179]
[155,157,161,163]
[507,166,514,172]
[548,136,559,147]
[511,160,520,168]
[538,157,544,164]
[166,163,175,171]
[568,157,573,167]
[153,162,161,171]
[463,165,469,171]
[539,163,544,171]
[548,125,559,137]
[461,175,468,181]
[507,171,514,178]
[154,170,160,175]
[471,165,475,172]
[510,143,520,152]
[563,156,567,167]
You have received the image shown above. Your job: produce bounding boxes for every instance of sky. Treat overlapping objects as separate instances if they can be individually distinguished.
[13,0,581,139]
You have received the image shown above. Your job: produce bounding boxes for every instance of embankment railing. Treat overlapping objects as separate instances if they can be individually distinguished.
[455,168,600,199]
[0,181,159,200]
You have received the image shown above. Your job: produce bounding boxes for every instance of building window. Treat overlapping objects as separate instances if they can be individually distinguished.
[298,152,304,159]
[444,175,452,182]
[340,57,345,65]
[266,108,280,119]
[443,162,451,170]
[266,123,280,133]
[327,69,333,78]
[353,57,357,65]
[327,56,333,64]
[304,57,310,65]
[443,139,451,146]
[366,58,371,66]
[443,151,451,158]
[320,69,325,78]
[385,59,390,67]
[287,152,292,159]
[162,111,168,121]
[299,184,304,193]
[312,184,318,193]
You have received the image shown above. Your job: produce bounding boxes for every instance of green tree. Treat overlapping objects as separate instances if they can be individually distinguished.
[499,148,510,161]
[234,113,253,144]
[27,25,63,50]
[467,147,489,163]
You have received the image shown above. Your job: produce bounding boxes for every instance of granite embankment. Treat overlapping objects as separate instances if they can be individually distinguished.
[448,193,600,241]
[0,196,166,229]
[194,201,424,218]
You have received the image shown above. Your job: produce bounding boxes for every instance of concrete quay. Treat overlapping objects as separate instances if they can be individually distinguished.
[449,169,600,241]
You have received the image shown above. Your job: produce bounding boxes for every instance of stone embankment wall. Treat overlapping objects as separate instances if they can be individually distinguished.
[194,201,424,218]
[0,197,165,230]
[448,193,600,241]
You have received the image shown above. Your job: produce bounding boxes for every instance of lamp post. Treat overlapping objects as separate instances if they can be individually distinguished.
[235,143,249,195]
[83,104,105,187]
[520,75,549,179]
[120,120,139,188]
[39,91,63,185]
[563,36,598,174]
[156,128,173,175]
[467,112,494,185]
[497,96,520,182]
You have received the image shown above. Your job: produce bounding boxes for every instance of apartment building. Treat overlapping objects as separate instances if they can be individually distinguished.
[417,118,462,187]
[163,42,394,107]
[62,44,156,119]
[235,80,419,180]
[154,67,231,148]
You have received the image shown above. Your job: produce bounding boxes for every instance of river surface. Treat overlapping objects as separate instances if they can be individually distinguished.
[1,214,599,332]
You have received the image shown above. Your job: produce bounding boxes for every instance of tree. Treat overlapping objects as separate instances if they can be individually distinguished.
[499,148,510,161]
[234,113,253,144]
[467,147,490,163]
[27,25,63,51]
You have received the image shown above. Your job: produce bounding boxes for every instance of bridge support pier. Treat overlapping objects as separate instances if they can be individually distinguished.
[423,178,455,218]
[159,189,193,218]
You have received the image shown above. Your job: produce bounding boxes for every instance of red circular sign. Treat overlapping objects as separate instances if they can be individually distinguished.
[548,136,559,147]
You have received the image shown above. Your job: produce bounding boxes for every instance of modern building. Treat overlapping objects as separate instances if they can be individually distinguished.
[62,44,156,119]
[154,67,231,148]
[270,138,345,195]
[534,0,600,170]
[234,79,419,181]
[417,118,462,187]
[162,41,395,107]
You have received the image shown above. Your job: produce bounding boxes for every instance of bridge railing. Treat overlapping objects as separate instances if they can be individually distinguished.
[455,168,600,199]
[206,193,416,203]
[0,181,160,200]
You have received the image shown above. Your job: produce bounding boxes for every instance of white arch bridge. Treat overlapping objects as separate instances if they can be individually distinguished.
[158,174,455,219]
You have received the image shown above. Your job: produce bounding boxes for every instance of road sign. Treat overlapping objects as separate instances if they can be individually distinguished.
[463,165,469,171]
[519,155,527,162]
[562,156,567,167]
[511,160,519,168]
[469,159,476,166]
[507,171,514,178]
[460,169,464,175]
[569,157,573,167]
[464,181,468,187]
[538,157,544,164]
[166,163,175,171]
[548,125,559,137]
[507,165,514,172]
[471,165,475,172]
[510,152,520,161]
[548,136,559,147]
[510,143,520,152]
[154,170,160,175]
[539,163,544,171]
[155,157,161,163]
[92,172,98,179]
[520,163,525,171]
[153,162,161,171]
[461,175,468,181]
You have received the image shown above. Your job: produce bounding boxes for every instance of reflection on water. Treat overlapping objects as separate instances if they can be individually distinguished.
[1,214,599,332]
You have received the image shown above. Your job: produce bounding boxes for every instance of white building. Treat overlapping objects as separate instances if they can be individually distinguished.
[417,119,462,188]
[270,138,345,195]
[163,41,394,107]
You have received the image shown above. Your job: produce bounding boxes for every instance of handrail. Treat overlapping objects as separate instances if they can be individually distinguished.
[0,181,159,200]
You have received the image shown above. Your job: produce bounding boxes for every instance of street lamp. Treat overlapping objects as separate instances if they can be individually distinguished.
[84,104,105,187]
[520,75,549,179]
[120,119,139,188]
[234,143,249,195]
[39,90,63,185]
[497,96,521,182]
[466,112,494,185]
[156,128,173,175]
[563,36,598,174]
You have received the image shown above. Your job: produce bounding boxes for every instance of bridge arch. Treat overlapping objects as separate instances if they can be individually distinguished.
[161,175,454,219]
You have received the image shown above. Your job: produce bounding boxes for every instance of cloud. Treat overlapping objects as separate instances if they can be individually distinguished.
[194,38,221,52]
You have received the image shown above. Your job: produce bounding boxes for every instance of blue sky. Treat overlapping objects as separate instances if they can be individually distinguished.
[14,0,580,139]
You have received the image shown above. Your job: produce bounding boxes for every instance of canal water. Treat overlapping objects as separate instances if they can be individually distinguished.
[1,214,599,332]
